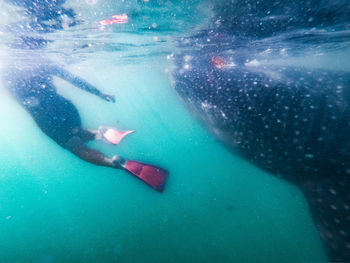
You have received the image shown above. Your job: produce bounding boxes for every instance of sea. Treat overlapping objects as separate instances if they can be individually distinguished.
[0,0,349,262]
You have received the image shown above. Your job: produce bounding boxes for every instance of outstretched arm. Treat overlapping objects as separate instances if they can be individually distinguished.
[50,65,115,102]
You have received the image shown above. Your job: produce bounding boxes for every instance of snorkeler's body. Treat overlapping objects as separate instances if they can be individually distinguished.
[3,53,119,168]
[2,2,169,192]
[3,52,168,192]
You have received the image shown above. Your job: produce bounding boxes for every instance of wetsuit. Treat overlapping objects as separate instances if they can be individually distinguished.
[4,57,106,148]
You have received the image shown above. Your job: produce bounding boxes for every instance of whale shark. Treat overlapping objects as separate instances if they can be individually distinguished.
[173,0,350,261]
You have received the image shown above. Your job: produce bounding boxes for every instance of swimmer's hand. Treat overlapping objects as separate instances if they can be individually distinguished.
[101,93,115,103]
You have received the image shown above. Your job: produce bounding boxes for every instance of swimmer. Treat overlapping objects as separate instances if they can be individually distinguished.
[3,1,168,191]
[3,42,168,192]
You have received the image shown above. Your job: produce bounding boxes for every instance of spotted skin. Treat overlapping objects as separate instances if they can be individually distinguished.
[173,42,350,261]
[303,178,350,261]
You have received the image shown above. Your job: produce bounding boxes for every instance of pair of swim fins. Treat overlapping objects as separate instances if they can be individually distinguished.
[99,127,169,192]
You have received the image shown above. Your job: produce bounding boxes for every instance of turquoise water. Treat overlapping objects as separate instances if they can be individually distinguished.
[0,57,326,262]
[0,1,331,262]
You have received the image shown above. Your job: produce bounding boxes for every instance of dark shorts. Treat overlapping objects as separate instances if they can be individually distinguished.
[24,93,82,148]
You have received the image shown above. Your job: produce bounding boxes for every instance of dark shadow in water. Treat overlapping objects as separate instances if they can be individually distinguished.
[173,0,350,261]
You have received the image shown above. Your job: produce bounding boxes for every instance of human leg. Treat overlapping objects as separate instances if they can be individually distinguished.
[64,136,121,168]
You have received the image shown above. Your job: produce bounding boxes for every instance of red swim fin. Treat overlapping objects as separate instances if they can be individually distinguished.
[99,127,135,145]
[122,160,169,192]
[99,14,128,25]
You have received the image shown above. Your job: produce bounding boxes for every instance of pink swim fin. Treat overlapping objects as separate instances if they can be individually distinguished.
[122,160,169,192]
[99,127,135,145]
